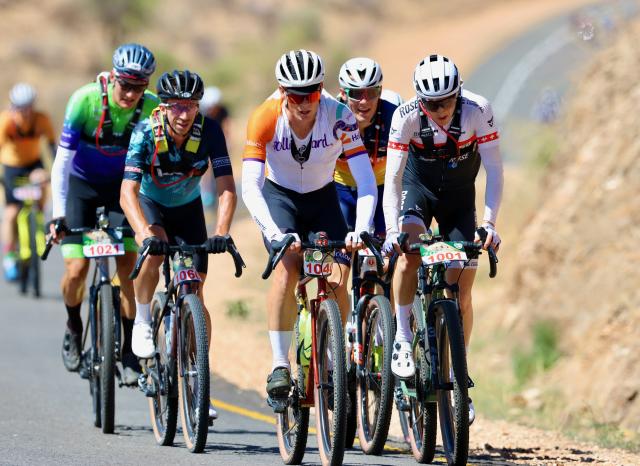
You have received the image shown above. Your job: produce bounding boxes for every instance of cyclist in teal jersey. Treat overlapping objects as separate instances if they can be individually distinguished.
[121,70,236,420]
[48,43,159,384]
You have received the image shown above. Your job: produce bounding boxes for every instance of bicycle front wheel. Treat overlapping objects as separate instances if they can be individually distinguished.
[356,295,395,455]
[435,300,469,466]
[276,364,310,464]
[148,292,178,446]
[314,299,346,466]
[177,294,210,453]
[99,284,116,434]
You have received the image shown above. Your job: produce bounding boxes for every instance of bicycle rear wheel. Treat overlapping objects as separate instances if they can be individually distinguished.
[99,284,116,434]
[177,294,209,453]
[356,295,395,455]
[276,364,310,464]
[90,311,101,428]
[400,296,437,463]
[435,300,469,466]
[314,299,346,466]
[149,292,178,446]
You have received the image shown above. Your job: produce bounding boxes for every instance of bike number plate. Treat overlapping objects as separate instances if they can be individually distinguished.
[303,249,332,277]
[358,248,377,275]
[82,231,124,257]
[420,242,467,265]
[13,185,42,201]
[174,267,202,285]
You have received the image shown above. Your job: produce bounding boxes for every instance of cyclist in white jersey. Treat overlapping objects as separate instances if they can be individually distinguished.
[382,54,504,424]
[242,49,377,403]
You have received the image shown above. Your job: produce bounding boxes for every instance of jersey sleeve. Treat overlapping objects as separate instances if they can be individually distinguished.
[242,99,279,164]
[473,96,500,148]
[0,112,10,146]
[206,119,233,178]
[335,103,368,160]
[123,121,151,183]
[59,87,88,152]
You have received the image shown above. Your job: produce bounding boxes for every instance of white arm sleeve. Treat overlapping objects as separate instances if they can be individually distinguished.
[241,160,282,241]
[479,143,504,225]
[347,154,377,233]
[50,146,76,218]
[382,147,408,234]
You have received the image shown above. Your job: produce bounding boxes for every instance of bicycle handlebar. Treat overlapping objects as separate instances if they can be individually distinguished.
[41,225,134,261]
[128,235,245,280]
[405,227,498,278]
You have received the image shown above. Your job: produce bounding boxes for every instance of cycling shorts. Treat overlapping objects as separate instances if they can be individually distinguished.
[335,182,386,237]
[2,160,43,205]
[139,195,209,274]
[61,174,135,259]
[263,179,350,265]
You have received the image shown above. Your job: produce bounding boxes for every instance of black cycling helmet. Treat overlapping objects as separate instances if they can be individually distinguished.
[156,70,205,101]
[112,43,156,82]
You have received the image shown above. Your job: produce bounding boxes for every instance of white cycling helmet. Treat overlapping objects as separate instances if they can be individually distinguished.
[200,86,222,114]
[338,57,383,89]
[275,49,324,88]
[413,54,461,100]
[381,89,404,106]
[9,83,37,108]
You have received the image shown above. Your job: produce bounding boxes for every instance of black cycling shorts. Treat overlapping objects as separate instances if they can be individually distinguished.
[61,174,133,258]
[400,180,477,243]
[140,195,209,274]
[2,161,43,205]
[262,179,350,265]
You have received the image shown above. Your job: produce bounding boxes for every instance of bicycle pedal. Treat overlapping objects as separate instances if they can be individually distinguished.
[137,373,157,397]
[267,396,288,414]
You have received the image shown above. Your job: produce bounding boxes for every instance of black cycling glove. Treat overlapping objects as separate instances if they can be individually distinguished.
[141,236,169,256]
[206,235,227,254]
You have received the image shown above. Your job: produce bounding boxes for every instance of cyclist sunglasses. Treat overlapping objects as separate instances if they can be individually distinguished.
[285,90,321,104]
[162,101,199,113]
[422,94,457,112]
[344,86,382,101]
[116,79,147,94]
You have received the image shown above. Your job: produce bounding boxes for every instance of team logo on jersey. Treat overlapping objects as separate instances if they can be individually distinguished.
[487,117,494,127]
[398,100,419,118]
[332,120,358,139]
[273,135,329,152]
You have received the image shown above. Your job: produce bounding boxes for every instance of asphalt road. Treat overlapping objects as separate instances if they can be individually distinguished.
[2,2,637,465]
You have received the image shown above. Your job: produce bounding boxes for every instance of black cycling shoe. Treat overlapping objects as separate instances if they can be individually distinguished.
[62,327,81,372]
[78,352,91,379]
[266,366,291,400]
[121,352,142,386]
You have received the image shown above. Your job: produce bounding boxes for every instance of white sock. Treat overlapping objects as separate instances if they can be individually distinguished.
[269,330,292,371]
[134,299,151,324]
[395,303,414,343]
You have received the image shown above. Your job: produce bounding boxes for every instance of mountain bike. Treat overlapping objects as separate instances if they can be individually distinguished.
[396,228,498,465]
[13,178,46,297]
[133,235,244,453]
[342,232,397,455]
[262,232,349,466]
[42,207,130,434]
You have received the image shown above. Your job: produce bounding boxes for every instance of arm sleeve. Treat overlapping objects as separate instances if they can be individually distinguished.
[50,146,76,218]
[123,122,150,183]
[382,107,411,234]
[346,154,377,233]
[207,120,233,178]
[241,160,282,241]
[479,144,503,225]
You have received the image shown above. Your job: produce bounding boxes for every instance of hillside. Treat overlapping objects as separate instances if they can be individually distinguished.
[492,18,640,438]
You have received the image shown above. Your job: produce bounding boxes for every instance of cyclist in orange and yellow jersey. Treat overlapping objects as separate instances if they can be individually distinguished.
[0,83,56,281]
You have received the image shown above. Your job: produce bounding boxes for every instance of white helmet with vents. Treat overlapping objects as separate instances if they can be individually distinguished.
[9,83,37,108]
[338,57,383,89]
[275,49,325,88]
[413,54,461,100]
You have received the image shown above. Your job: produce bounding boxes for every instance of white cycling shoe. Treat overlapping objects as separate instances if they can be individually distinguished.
[391,341,415,378]
[132,321,155,358]
[469,398,475,425]
[209,404,218,420]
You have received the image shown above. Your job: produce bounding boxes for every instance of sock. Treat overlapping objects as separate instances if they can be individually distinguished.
[134,299,151,324]
[394,303,413,343]
[65,303,82,334]
[269,330,292,371]
[122,317,134,354]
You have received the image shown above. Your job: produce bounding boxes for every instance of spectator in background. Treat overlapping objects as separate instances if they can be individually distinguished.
[199,86,231,208]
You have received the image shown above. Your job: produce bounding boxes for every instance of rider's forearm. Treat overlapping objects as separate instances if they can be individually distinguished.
[50,146,76,218]
[119,179,149,239]
[241,160,282,241]
[347,154,377,233]
[479,144,504,225]
[382,147,408,233]
[213,175,237,236]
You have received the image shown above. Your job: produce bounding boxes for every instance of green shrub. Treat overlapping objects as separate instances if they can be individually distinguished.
[226,299,251,320]
[512,320,561,385]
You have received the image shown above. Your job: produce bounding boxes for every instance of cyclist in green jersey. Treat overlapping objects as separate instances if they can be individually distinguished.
[48,44,159,384]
